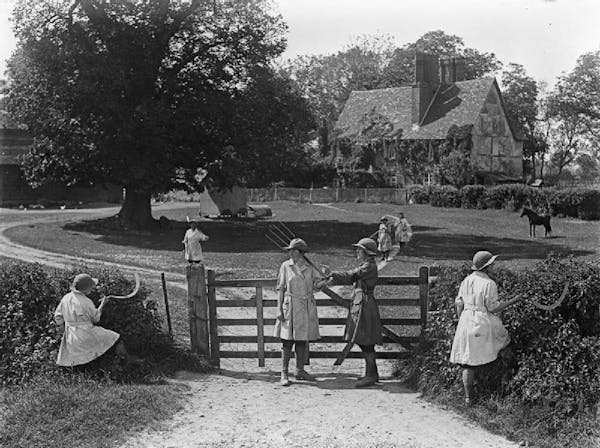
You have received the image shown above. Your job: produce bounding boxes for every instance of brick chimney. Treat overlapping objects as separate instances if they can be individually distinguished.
[412,52,440,124]
[440,57,466,83]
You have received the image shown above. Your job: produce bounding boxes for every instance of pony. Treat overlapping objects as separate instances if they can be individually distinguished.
[520,207,552,238]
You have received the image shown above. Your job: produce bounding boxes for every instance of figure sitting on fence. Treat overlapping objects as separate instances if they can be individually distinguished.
[183,220,209,264]
[274,238,322,387]
[377,217,393,261]
[54,273,140,367]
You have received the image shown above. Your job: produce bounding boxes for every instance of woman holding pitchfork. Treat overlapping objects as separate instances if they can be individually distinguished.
[274,238,323,386]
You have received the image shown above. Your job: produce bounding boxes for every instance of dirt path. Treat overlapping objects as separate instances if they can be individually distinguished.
[0,206,518,448]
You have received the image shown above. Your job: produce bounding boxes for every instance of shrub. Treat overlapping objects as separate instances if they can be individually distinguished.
[429,185,461,208]
[459,185,486,209]
[0,261,208,385]
[397,255,600,433]
[407,185,430,204]
[549,188,600,220]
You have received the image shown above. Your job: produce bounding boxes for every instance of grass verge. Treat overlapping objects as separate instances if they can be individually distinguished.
[0,374,189,448]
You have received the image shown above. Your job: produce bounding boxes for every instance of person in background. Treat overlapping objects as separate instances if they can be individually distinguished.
[54,273,137,367]
[449,251,523,405]
[377,217,393,261]
[274,238,322,386]
[324,238,383,387]
[183,220,209,264]
[395,212,413,250]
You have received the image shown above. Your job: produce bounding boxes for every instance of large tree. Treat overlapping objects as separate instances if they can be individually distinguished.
[5,0,310,229]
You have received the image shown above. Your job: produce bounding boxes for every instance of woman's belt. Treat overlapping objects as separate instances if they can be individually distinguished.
[463,305,487,312]
[65,321,93,328]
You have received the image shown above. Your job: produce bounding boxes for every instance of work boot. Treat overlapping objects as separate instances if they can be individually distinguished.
[295,343,316,381]
[355,353,378,388]
[280,347,292,387]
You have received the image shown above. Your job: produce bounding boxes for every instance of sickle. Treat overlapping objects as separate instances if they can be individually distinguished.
[531,281,569,311]
[104,273,141,300]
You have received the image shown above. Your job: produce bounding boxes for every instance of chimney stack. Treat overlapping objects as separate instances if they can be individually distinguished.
[440,57,466,83]
[412,52,439,124]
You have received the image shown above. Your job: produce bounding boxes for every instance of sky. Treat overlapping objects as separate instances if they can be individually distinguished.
[1,0,599,86]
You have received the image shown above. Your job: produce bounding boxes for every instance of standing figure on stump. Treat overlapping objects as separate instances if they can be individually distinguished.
[325,238,383,387]
[274,238,322,386]
[450,251,523,405]
[54,273,137,367]
[183,220,209,264]
[377,217,393,261]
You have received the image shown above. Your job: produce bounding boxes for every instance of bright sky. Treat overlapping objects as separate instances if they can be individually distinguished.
[1,0,599,86]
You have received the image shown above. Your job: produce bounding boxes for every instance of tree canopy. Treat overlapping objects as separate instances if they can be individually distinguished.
[4,0,313,228]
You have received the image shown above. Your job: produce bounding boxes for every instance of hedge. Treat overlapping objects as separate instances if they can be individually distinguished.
[406,183,600,220]
[0,261,208,385]
[397,255,600,435]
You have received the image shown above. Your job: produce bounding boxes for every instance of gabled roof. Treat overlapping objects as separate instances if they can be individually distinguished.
[334,77,525,141]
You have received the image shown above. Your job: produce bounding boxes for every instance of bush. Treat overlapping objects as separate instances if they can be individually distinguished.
[339,170,387,188]
[407,185,430,204]
[429,185,461,208]
[0,261,208,385]
[459,185,487,209]
[549,188,600,220]
[397,255,600,436]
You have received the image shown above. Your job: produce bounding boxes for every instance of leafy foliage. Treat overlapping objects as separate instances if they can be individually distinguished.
[0,261,205,385]
[398,256,600,433]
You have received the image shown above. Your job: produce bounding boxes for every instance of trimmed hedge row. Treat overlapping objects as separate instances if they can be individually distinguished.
[407,184,600,219]
[0,261,208,385]
[397,255,600,436]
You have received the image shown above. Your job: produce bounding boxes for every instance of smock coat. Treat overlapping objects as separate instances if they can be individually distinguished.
[331,259,383,346]
[274,259,321,341]
[183,228,208,262]
[377,223,393,252]
[450,271,510,366]
[54,291,120,366]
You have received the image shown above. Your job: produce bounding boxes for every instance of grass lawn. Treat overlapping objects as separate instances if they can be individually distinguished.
[5,200,599,279]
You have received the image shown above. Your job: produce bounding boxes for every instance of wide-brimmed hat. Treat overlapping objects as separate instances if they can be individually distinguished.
[283,238,308,252]
[73,273,99,292]
[352,238,379,256]
[471,251,498,271]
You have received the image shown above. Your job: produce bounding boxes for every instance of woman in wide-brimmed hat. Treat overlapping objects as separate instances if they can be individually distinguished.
[274,238,322,386]
[324,237,383,387]
[450,251,523,405]
[377,217,393,261]
[54,273,138,367]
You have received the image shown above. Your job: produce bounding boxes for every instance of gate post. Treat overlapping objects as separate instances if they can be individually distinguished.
[186,264,210,358]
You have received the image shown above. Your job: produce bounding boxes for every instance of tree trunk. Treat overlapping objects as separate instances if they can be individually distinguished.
[118,188,155,230]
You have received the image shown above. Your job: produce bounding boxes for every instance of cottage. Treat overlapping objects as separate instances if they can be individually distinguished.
[333,52,525,186]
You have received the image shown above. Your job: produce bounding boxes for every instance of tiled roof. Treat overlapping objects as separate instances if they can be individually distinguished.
[334,77,524,141]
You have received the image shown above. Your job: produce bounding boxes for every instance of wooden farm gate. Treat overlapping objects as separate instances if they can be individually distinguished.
[186,265,429,368]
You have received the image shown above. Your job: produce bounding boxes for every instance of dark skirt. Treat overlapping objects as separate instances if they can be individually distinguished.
[344,291,383,346]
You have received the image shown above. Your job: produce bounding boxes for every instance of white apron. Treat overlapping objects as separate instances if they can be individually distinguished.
[54,291,120,366]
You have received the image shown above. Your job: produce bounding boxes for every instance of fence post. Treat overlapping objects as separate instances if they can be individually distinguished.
[207,270,220,367]
[256,285,265,367]
[419,266,429,333]
[335,187,339,202]
[186,264,210,358]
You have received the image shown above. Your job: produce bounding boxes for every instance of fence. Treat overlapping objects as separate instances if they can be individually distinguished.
[248,187,408,205]
[186,264,429,368]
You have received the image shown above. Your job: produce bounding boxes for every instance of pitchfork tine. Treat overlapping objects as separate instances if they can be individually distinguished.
[278,222,297,239]
[266,233,286,249]
[267,229,288,246]
[270,225,292,243]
